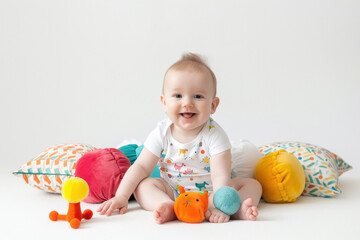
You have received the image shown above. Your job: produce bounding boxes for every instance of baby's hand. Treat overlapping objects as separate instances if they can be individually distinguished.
[97,195,128,216]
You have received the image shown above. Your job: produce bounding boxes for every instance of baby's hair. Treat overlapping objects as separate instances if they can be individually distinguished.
[163,53,217,97]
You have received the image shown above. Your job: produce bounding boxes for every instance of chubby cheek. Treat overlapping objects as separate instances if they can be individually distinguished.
[200,103,213,115]
[164,101,180,114]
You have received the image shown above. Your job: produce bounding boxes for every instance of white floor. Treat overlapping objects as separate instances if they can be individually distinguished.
[2,167,359,240]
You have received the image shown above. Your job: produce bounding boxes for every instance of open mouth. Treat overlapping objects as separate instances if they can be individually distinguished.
[180,113,196,119]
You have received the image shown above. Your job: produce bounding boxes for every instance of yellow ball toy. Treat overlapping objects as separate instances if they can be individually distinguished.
[61,177,90,203]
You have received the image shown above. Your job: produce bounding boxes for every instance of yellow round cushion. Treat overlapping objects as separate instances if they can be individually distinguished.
[61,177,89,203]
[255,150,305,203]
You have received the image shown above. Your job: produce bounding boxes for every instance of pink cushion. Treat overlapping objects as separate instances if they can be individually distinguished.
[75,148,131,203]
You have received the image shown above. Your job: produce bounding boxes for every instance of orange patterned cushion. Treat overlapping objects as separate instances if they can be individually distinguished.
[13,143,96,193]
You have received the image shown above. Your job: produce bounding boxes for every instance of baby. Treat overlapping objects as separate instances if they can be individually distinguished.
[97,53,262,224]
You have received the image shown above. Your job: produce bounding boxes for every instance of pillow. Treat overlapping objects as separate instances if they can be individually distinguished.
[75,148,131,203]
[231,139,263,178]
[13,143,96,193]
[255,150,305,203]
[118,144,161,178]
[258,142,352,197]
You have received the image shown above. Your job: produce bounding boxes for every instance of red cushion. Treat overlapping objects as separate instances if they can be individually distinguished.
[75,148,131,203]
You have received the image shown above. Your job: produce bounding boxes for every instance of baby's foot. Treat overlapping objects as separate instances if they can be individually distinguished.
[153,202,177,224]
[231,198,258,221]
[205,207,230,223]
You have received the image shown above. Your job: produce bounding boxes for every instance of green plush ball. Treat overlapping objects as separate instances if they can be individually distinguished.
[214,186,241,215]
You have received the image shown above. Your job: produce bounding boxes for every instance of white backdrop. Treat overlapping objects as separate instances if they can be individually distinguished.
[1,0,359,175]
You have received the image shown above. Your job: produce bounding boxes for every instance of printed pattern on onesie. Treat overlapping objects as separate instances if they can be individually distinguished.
[158,118,217,196]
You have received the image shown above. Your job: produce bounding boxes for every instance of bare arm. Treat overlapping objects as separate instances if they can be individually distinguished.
[115,147,160,199]
[210,149,232,192]
[97,147,159,216]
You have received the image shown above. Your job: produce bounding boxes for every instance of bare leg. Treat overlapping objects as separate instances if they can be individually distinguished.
[230,177,262,220]
[134,178,176,224]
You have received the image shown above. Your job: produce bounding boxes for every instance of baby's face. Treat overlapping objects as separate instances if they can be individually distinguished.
[161,69,219,136]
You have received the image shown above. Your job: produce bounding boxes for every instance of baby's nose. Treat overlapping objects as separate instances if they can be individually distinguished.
[182,97,193,108]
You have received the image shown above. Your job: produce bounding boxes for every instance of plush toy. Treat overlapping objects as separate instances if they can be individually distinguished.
[213,186,241,215]
[75,145,164,204]
[255,150,305,203]
[174,186,209,223]
[75,148,131,203]
[49,177,93,229]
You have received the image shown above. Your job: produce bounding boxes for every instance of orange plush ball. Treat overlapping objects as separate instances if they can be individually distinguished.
[174,186,209,223]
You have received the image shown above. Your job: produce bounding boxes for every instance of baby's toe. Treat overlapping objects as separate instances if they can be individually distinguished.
[220,215,230,223]
[205,210,211,220]
[249,214,256,221]
[251,207,258,216]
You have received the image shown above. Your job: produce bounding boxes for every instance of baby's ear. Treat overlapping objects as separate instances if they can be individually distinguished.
[160,95,167,112]
[211,97,220,114]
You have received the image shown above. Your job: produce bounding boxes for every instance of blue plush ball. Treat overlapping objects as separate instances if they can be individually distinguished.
[214,186,241,215]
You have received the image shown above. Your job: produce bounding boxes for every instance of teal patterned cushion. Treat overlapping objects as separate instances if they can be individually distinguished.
[258,142,352,197]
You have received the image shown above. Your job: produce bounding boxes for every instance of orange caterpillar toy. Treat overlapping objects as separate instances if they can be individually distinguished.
[174,186,209,223]
[49,177,93,229]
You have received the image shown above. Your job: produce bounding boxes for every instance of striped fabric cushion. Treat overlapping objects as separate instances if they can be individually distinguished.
[258,142,352,197]
[13,143,96,193]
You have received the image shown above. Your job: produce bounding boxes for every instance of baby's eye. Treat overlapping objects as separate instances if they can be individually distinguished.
[174,94,182,99]
[194,95,203,99]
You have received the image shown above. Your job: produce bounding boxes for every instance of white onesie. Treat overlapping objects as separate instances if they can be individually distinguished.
[144,118,231,197]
